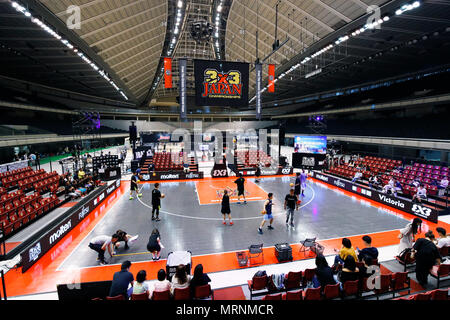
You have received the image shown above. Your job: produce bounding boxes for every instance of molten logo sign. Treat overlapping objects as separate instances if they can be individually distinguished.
[202,69,242,99]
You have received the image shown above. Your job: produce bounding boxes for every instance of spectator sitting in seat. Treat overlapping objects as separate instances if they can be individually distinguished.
[333,238,358,265]
[78,168,86,180]
[109,260,134,299]
[132,270,149,298]
[368,174,379,189]
[170,264,192,295]
[312,255,337,291]
[382,177,395,195]
[438,177,449,191]
[338,256,360,290]
[151,269,172,298]
[436,227,450,249]
[411,231,442,287]
[412,184,427,203]
[393,179,403,197]
[410,178,420,189]
[356,235,379,262]
[357,256,372,281]
[351,171,363,183]
[190,264,211,296]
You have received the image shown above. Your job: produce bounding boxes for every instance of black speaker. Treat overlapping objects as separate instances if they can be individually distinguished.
[129,125,137,141]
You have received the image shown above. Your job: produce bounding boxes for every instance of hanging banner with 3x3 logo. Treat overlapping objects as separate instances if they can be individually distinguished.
[268,64,275,93]
[194,59,249,107]
[164,57,172,89]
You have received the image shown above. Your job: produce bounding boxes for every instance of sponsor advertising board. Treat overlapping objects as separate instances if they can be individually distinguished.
[140,171,204,181]
[20,180,121,272]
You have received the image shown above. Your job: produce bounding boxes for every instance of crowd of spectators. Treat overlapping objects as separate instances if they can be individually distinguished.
[59,169,99,199]
[108,261,211,300]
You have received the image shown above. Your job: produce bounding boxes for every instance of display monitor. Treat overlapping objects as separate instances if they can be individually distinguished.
[293,136,327,154]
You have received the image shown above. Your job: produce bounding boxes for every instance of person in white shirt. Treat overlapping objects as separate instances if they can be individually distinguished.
[438,177,449,190]
[412,185,427,203]
[383,177,395,194]
[150,269,172,298]
[88,234,119,265]
[352,171,363,183]
[436,227,450,249]
[132,270,150,297]
[411,179,420,188]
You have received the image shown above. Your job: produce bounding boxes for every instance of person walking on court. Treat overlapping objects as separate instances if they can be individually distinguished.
[151,183,165,221]
[220,189,233,225]
[284,189,299,227]
[129,171,141,200]
[300,170,308,197]
[294,172,301,198]
[234,173,246,204]
[147,228,164,261]
[258,193,274,234]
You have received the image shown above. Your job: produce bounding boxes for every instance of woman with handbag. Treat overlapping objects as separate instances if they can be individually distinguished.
[397,218,422,256]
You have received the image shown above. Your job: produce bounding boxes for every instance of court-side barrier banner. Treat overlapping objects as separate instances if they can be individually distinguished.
[211,163,229,178]
[194,59,249,107]
[141,171,204,181]
[310,171,439,223]
[0,160,29,173]
[20,180,121,272]
[240,166,293,176]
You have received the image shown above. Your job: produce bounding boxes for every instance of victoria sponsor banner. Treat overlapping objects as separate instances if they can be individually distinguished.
[194,59,249,107]
[20,180,121,272]
[310,171,438,223]
[140,171,204,181]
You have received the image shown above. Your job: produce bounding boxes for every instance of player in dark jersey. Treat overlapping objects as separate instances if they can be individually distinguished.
[284,189,299,227]
[219,189,233,225]
[129,171,142,200]
[234,173,247,204]
[151,183,164,221]
[258,193,274,234]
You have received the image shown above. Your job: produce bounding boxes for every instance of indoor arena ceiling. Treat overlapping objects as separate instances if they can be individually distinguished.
[0,0,449,111]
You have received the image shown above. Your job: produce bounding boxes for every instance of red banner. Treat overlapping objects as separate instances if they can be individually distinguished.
[268,64,275,93]
[164,57,172,89]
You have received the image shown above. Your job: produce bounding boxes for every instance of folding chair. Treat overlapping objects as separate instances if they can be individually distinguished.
[248,244,264,265]
[299,237,317,256]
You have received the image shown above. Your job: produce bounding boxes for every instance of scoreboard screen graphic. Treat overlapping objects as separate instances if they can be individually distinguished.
[294,136,327,154]
[194,59,249,107]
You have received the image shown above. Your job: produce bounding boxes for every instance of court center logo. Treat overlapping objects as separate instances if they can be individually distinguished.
[202,69,243,99]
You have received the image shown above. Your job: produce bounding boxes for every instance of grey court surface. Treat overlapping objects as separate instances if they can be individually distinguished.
[58,176,409,269]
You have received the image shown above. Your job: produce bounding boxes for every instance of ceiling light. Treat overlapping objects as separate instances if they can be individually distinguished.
[217,5,222,12]
[177,0,183,8]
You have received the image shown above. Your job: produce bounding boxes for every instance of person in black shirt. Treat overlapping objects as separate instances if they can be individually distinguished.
[234,173,246,204]
[411,231,442,287]
[147,228,163,261]
[129,172,141,200]
[294,173,301,198]
[339,255,359,289]
[284,189,299,227]
[313,255,337,291]
[151,183,164,221]
[109,260,134,299]
[356,235,379,262]
[220,189,233,225]
[255,163,262,183]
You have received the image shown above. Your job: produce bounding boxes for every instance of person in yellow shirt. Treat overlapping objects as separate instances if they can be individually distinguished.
[333,238,358,265]
[78,169,86,180]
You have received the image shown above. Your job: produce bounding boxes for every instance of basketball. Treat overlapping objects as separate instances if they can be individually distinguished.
[161,193,165,198]
[290,183,294,187]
